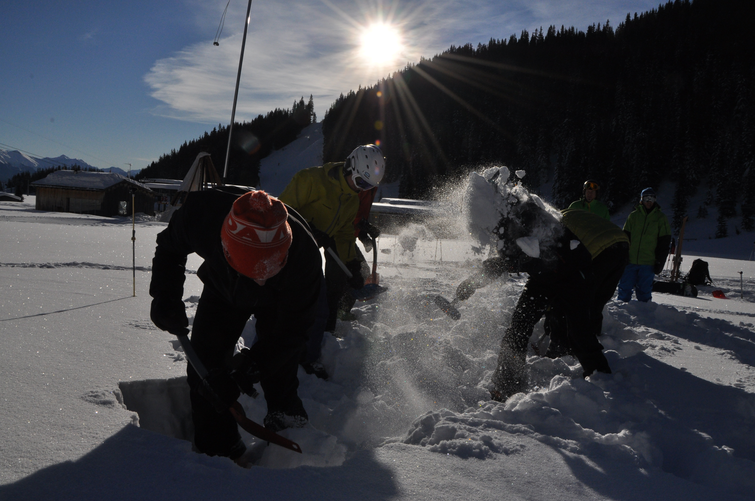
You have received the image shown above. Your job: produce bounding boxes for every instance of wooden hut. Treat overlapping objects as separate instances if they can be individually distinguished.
[32,170,154,216]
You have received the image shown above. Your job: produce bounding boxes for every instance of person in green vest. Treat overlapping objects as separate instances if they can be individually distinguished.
[567,180,610,220]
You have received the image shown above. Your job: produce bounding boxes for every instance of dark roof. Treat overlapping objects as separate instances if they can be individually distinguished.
[32,170,151,191]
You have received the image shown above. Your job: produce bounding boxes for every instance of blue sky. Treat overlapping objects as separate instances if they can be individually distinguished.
[0,0,661,171]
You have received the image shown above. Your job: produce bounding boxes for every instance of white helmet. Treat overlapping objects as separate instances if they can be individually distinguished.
[347,144,385,189]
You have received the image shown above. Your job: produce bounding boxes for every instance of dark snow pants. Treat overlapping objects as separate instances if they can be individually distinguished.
[187,286,304,457]
[304,277,328,364]
[324,250,350,332]
[588,242,629,336]
[493,262,615,395]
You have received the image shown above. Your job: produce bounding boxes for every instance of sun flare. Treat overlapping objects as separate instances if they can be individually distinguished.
[360,23,403,66]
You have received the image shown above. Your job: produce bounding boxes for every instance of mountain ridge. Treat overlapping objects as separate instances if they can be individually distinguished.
[0,150,135,183]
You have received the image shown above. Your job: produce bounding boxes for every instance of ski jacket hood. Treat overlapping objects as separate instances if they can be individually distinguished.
[278,162,361,263]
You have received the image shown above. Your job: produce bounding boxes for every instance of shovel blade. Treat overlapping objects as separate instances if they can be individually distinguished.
[352,283,388,301]
[230,402,302,454]
[434,295,461,320]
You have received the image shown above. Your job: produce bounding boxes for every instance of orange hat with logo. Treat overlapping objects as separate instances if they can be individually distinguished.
[220,191,292,280]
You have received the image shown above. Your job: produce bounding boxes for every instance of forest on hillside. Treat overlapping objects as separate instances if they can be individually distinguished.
[322,0,755,234]
[136,96,316,186]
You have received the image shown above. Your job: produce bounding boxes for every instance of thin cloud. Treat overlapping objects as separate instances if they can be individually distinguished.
[144,0,659,124]
[79,27,99,44]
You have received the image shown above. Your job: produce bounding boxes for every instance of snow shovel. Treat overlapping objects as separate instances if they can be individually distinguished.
[174,329,303,454]
[433,295,461,320]
[326,247,387,301]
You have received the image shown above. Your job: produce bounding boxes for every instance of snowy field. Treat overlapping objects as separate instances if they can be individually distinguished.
[2,182,755,500]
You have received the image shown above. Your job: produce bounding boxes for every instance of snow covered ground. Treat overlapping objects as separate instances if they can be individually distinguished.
[2,125,755,500]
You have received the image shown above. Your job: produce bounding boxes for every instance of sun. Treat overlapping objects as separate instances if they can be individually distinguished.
[359,23,403,67]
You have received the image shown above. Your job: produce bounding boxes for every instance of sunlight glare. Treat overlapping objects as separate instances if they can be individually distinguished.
[360,23,403,66]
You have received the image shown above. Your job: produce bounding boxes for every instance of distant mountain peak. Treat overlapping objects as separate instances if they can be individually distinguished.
[0,149,117,184]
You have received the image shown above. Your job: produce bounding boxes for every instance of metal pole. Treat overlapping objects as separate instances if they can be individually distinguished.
[222,0,254,182]
[132,192,136,297]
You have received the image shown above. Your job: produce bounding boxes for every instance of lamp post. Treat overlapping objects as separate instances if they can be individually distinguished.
[222,0,254,182]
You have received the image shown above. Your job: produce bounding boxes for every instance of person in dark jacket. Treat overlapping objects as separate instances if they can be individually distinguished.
[456,171,628,401]
[149,188,322,460]
[617,187,671,302]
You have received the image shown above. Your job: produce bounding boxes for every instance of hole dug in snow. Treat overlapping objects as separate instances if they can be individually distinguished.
[118,376,194,442]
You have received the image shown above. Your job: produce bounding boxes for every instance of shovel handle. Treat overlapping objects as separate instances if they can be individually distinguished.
[369,236,379,284]
[175,330,209,379]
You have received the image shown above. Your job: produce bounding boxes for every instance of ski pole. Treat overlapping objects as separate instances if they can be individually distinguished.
[131,190,136,297]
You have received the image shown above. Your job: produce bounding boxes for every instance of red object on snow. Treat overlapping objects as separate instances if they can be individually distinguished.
[712,290,728,299]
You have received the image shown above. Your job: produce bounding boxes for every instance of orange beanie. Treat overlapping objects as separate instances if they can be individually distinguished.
[220,191,292,280]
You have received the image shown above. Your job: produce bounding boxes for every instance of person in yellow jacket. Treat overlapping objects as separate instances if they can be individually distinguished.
[279,145,385,340]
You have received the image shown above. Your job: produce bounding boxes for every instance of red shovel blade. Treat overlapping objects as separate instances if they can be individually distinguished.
[230,402,302,454]
[712,290,728,299]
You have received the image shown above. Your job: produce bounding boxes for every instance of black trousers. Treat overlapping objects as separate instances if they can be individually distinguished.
[324,251,350,331]
[188,286,304,456]
[588,242,629,337]
[497,245,628,381]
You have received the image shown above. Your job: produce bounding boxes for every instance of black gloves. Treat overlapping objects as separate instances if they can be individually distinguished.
[357,220,381,240]
[199,367,241,413]
[346,260,365,289]
[150,298,188,334]
[230,348,261,397]
[198,349,261,412]
[654,261,664,274]
[357,220,380,252]
[359,234,374,253]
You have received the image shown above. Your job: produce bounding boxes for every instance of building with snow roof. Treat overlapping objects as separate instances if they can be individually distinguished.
[32,170,154,216]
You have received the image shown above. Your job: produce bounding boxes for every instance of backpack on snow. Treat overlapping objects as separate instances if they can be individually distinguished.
[685,259,712,286]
